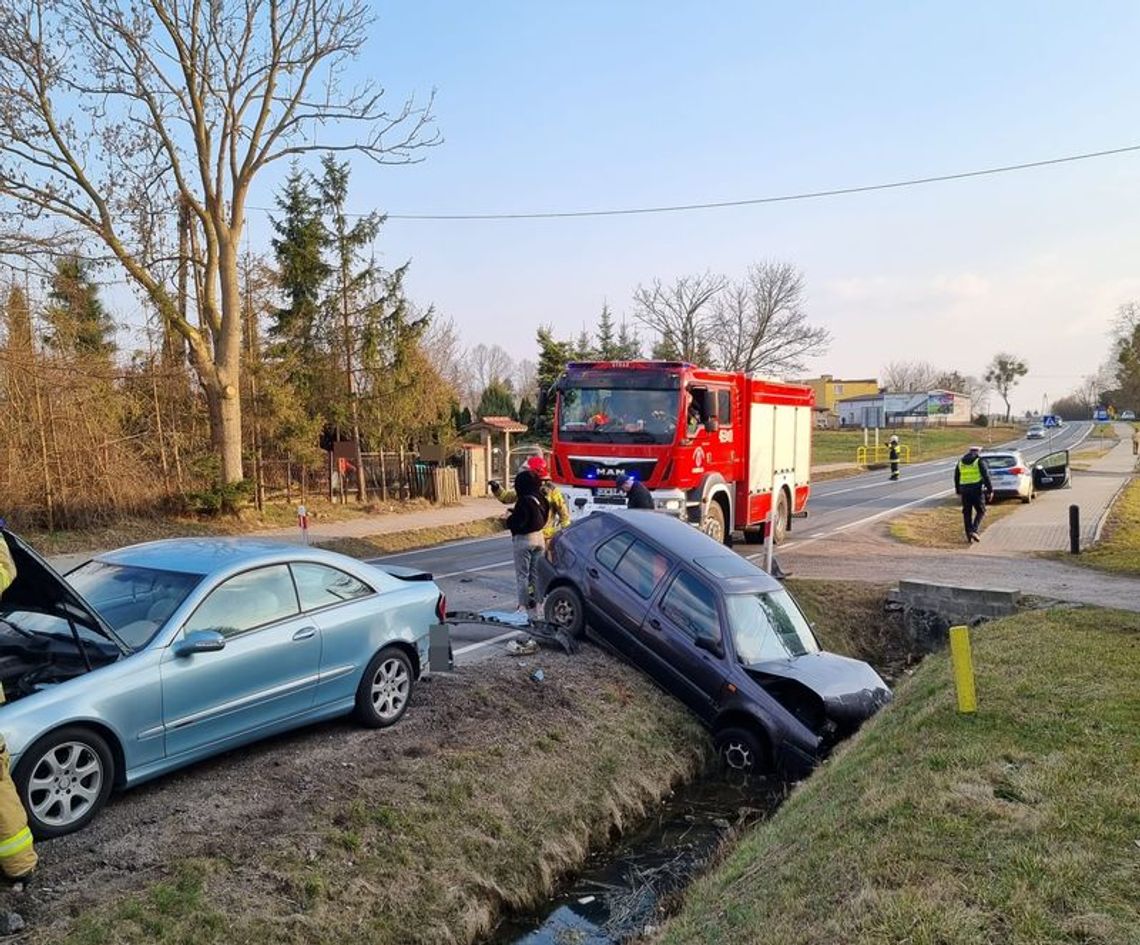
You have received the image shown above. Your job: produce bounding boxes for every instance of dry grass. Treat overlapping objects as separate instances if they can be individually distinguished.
[22,498,438,555]
[1069,443,1116,470]
[52,651,709,945]
[316,518,504,558]
[1078,475,1140,575]
[654,608,1140,945]
[889,494,1020,547]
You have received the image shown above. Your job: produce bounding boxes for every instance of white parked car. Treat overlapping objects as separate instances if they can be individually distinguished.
[1121,410,1136,421]
[979,450,1035,503]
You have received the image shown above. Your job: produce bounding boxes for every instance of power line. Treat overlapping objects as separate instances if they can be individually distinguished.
[351,143,1140,221]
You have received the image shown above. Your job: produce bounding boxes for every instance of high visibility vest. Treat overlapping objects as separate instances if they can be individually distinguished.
[958,459,982,486]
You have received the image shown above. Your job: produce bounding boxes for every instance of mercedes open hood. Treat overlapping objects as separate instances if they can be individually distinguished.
[746,651,892,725]
[1,530,128,654]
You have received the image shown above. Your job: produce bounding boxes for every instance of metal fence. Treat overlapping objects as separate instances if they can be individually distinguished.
[255,454,462,505]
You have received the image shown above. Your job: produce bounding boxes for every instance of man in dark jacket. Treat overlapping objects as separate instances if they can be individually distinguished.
[953,446,994,544]
[504,468,549,616]
[616,474,654,510]
[888,435,901,481]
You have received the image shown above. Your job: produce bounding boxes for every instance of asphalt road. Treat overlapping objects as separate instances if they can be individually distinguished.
[375,422,1092,663]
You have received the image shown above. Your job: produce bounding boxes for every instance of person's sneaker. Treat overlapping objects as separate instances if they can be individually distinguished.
[970,532,982,543]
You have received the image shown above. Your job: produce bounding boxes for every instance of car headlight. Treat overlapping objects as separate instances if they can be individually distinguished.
[659,498,682,511]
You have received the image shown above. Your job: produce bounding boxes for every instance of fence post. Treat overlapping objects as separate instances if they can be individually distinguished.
[1069,505,1080,554]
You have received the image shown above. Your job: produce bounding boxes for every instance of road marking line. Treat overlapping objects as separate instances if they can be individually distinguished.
[454,629,523,655]
[376,532,508,560]
[436,560,513,580]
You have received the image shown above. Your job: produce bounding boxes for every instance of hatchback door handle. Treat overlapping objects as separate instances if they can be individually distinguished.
[587,567,600,579]
[648,618,661,630]
[292,626,318,641]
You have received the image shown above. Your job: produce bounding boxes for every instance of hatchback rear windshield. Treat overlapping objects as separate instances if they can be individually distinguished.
[981,455,1018,469]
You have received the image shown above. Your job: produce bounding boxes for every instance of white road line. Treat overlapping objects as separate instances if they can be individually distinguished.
[435,559,513,580]
[453,629,522,655]
[376,532,508,560]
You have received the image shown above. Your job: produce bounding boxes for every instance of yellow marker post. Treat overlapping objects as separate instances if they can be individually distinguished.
[949,625,977,714]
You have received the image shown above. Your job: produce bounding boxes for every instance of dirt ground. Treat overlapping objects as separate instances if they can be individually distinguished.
[12,647,704,945]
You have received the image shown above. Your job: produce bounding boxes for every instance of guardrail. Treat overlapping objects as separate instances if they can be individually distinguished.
[856,444,912,466]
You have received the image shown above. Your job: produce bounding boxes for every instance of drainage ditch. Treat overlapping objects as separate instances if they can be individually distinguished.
[487,775,783,945]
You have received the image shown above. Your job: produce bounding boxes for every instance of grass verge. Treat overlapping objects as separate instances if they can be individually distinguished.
[24,498,441,556]
[1076,475,1140,575]
[316,517,504,558]
[812,425,1017,466]
[654,608,1140,945]
[889,494,1020,547]
[42,650,708,945]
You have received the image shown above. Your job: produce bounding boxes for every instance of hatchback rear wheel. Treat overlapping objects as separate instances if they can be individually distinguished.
[14,726,115,839]
[544,585,586,639]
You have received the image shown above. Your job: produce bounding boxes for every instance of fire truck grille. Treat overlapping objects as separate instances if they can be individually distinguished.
[568,458,659,483]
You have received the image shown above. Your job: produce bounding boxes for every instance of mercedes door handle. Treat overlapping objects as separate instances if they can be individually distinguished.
[292,626,318,641]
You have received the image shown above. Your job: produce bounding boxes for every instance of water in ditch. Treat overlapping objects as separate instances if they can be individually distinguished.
[488,776,783,945]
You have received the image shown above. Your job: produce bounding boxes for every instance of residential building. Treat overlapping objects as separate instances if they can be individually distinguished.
[797,374,880,413]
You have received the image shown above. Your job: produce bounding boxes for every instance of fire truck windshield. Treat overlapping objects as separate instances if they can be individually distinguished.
[558,385,680,444]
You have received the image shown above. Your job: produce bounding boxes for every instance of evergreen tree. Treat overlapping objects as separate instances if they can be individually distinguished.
[615,320,642,359]
[536,326,574,432]
[517,396,536,430]
[43,256,115,357]
[477,379,517,420]
[270,164,330,349]
[595,304,617,358]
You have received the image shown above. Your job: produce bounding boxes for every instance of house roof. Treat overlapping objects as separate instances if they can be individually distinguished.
[837,393,885,403]
[465,416,528,434]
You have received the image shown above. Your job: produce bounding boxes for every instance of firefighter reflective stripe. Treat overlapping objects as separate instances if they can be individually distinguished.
[0,827,31,859]
[957,460,982,485]
[0,537,15,596]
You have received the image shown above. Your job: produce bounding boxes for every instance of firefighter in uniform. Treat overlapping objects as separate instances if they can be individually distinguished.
[888,435,901,481]
[0,533,36,883]
[953,446,994,544]
[525,456,570,553]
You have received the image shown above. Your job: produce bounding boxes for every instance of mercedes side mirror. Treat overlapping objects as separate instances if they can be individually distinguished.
[173,629,226,657]
[705,418,720,434]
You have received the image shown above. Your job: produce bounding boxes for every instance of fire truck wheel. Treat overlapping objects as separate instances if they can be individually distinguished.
[773,489,790,544]
[701,502,727,544]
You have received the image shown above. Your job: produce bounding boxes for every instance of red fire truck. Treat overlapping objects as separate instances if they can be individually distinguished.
[547,361,814,544]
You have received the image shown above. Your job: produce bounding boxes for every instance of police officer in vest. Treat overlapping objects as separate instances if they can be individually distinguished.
[954,446,994,544]
[0,532,36,885]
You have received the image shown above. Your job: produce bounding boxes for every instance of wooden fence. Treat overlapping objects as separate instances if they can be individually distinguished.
[256,454,462,506]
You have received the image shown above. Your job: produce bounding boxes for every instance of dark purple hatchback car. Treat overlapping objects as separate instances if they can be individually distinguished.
[538,510,891,779]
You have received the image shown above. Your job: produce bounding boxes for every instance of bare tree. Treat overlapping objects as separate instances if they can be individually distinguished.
[711,262,830,376]
[880,361,942,392]
[633,272,727,364]
[466,343,514,399]
[0,0,436,482]
[422,314,466,402]
[513,358,538,405]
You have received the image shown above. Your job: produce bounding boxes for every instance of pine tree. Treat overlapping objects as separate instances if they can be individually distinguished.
[517,396,536,430]
[595,304,617,358]
[477,379,517,420]
[616,320,642,359]
[43,257,115,357]
[575,328,595,360]
[536,326,574,432]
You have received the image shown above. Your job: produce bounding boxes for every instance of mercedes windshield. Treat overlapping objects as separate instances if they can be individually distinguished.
[557,370,681,445]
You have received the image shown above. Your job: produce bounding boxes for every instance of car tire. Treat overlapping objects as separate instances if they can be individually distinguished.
[772,489,790,545]
[13,726,116,839]
[544,585,586,639]
[715,726,769,776]
[354,646,414,729]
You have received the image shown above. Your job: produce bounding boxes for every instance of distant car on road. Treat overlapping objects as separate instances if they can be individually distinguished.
[538,511,891,780]
[1026,425,1045,439]
[0,532,444,838]
[1121,410,1136,421]
[979,450,1036,503]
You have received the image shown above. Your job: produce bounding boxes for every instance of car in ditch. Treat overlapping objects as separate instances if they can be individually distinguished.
[537,511,891,780]
[0,531,445,838]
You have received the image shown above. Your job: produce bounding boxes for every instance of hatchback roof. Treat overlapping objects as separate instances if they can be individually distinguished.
[588,511,781,593]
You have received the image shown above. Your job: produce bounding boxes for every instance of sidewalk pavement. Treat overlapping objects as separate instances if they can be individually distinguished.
[256,496,505,543]
[982,424,1136,552]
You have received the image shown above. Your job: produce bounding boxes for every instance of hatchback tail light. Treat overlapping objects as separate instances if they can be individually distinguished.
[1009,466,1025,475]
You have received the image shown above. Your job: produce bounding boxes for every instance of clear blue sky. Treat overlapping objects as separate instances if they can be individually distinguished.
[241,1,1140,412]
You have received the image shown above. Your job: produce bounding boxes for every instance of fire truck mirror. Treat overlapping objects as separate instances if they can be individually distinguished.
[705,417,720,434]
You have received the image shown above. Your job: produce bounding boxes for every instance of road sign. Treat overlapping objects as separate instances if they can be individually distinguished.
[1042,415,1058,428]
